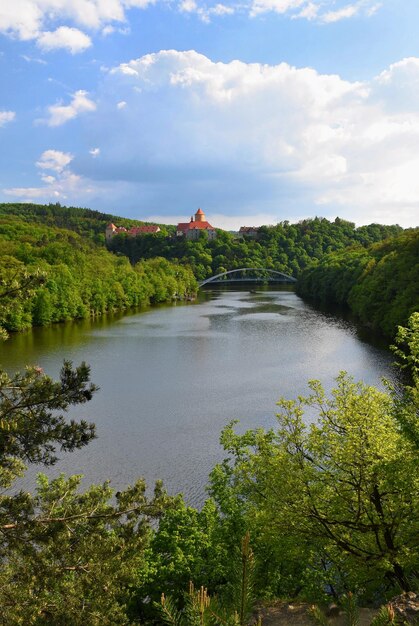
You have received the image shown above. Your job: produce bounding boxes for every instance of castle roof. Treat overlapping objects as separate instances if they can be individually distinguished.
[129,225,160,234]
[106,223,160,237]
[177,220,215,232]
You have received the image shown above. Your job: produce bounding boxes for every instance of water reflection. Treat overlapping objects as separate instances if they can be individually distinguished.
[1,288,398,506]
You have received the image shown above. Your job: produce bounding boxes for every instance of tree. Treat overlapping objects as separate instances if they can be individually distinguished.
[0,474,171,624]
[139,497,228,607]
[0,256,45,338]
[391,312,419,449]
[0,361,96,486]
[392,312,419,384]
[210,373,419,601]
[0,360,176,624]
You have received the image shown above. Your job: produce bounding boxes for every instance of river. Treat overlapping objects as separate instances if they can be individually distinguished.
[0,288,398,506]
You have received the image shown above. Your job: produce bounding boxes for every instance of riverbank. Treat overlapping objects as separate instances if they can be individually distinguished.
[297,229,419,338]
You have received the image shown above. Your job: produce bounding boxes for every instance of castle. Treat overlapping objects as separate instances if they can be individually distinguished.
[105,223,161,243]
[106,209,217,243]
[176,209,216,240]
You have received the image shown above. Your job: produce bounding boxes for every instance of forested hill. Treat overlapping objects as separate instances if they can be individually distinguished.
[1,204,404,281]
[1,202,413,337]
[108,217,403,280]
[0,202,173,245]
[297,229,419,336]
[0,212,196,337]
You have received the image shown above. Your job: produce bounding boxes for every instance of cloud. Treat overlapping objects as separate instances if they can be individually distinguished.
[177,0,382,22]
[0,1,43,40]
[0,0,154,53]
[0,111,15,127]
[374,57,419,112]
[0,0,380,52]
[250,0,380,21]
[21,54,47,64]
[178,0,235,22]
[175,0,381,23]
[123,0,157,8]
[3,169,87,201]
[321,3,360,23]
[296,2,319,20]
[179,0,198,12]
[37,26,92,53]
[250,0,305,17]
[102,25,115,36]
[36,149,74,172]
[209,4,234,17]
[90,147,101,157]
[0,0,125,37]
[2,50,419,227]
[3,186,60,200]
[43,90,97,126]
[61,50,419,227]
[4,149,94,201]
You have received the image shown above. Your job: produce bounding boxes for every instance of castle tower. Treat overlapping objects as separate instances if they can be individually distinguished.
[194,208,205,222]
[105,223,117,243]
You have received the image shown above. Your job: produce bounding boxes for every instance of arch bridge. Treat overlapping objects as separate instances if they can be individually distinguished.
[199,267,297,287]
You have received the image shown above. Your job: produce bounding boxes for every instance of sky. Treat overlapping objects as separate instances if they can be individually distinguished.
[1,0,419,230]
